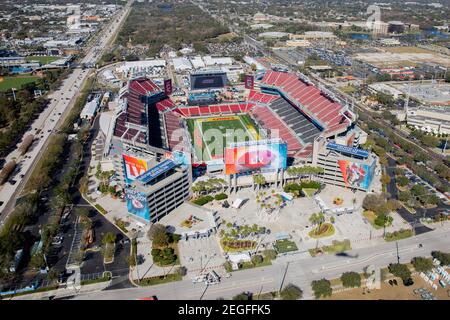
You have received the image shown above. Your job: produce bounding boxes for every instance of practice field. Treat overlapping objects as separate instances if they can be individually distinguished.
[0,75,40,91]
[25,56,59,64]
[186,114,262,162]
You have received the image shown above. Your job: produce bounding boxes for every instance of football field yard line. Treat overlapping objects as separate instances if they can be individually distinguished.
[237,114,258,141]
[195,119,212,162]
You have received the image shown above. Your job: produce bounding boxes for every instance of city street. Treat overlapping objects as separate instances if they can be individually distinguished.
[68,226,450,300]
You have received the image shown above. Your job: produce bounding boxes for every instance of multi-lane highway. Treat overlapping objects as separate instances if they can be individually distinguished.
[0,1,132,226]
[59,226,450,300]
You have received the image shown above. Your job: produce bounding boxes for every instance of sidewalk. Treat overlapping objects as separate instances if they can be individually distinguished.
[10,281,112,300]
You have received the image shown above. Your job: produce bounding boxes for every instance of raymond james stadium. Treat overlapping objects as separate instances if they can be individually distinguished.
[103,69,378,223]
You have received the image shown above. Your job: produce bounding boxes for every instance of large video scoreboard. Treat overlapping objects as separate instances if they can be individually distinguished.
[190,70,227,90]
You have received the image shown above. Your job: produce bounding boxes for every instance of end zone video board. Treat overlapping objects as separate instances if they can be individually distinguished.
[190,72,227,90]
[224,140,287,175]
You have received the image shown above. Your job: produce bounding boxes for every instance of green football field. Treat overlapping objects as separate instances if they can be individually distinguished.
[0,75,40,92]
[186,114,261,162]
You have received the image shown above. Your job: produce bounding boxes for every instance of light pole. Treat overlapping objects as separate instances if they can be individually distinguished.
[396,241,400,264]
[278,261,290,295]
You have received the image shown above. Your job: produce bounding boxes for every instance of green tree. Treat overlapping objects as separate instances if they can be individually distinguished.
[251,254,263,265]
[431,251,450,265]
[311,278,332,299]
[398,190,411,203]
[232,292,250,300]
[340,272,361,288]
[388,263,411,281]
[280,284,303,300]
[411,257,433,273]
[147,223,168,246]
[396,176,409,187]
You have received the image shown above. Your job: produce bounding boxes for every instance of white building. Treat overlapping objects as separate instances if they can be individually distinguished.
[172,57,193,72]
[80,94,101,121]
[203,56,233,67]
[368,83,404,99]
[406,107,450,135]
[115,60,166,79]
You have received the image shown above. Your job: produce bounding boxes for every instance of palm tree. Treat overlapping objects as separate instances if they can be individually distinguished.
[253,174,266,190]
[309,213,319,227]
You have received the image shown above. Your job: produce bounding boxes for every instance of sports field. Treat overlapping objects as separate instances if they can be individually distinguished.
[25,56,59,64]
[186,114,262,162]
[0,75,40,91]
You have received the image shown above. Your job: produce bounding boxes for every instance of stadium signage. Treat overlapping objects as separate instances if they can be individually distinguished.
[244,74,254,90]
[164,78,173,96]
[125,188,150,221]
[326,142,369,159]
[229,138,283,148]
[136,159,177,185]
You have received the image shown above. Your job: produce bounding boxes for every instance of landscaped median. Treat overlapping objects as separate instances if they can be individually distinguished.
[384,228,414,242]
[137,273,182,286]
[94,204,107,215]
[309,239,351,257]
[80,274,111,286]
[224,250,276,272]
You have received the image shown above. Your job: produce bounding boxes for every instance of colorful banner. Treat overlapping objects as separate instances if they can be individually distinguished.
[122,154,151,184]
[244,75,254,90]
[338,160,375,191]
[224,141,287,174]
[125,188,150,221]
[164,78,172,96]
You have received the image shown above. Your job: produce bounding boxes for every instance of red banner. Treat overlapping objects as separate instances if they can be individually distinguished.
[164,78,172,96]
[244,75,254,90]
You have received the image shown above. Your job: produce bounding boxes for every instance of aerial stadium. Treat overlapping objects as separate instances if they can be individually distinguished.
[108,71,377,222]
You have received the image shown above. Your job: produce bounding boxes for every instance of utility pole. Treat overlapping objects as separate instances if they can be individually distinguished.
[396,241,400,264]
[279,261,290,294]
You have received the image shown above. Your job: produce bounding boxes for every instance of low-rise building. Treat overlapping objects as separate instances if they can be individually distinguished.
[406,107,450,134]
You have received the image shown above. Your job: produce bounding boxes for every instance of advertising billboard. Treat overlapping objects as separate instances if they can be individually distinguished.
[164,150,190,168]
[125,188,150,221]
[224,140,287,175]
[244,75,254,90]
[338,160,375,191]
[122,154,151,184]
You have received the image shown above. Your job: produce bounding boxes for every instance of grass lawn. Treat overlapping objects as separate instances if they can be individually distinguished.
[25,55,59,64]
[0,75,40,91]
[80,275,111,286]
[273,239,298,253]
[138,273,182,286]
[340,85,357,94]
[302,188,317,197]
[309,239,352,257]
[237,256,272,271]
[308,223,335,238]
[384,229,414,242]
[363,210,384,230]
